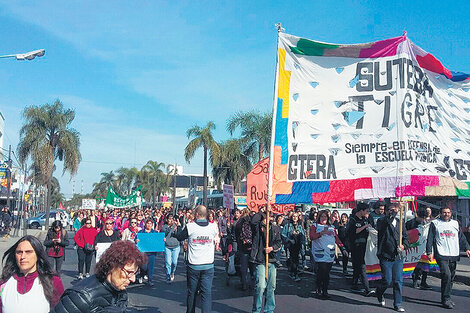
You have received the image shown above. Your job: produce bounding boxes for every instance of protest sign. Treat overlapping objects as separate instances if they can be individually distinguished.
[136,232,165,252]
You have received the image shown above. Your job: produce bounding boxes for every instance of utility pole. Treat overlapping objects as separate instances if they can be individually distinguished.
[6,145,11,208]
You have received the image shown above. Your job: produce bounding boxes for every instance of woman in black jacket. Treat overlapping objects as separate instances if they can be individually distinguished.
[51,240,146,313]
[44,220,69,274]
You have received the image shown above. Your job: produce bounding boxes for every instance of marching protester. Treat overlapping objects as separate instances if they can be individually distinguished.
[426,207,470,309]
[347,202,374,296]
[250,208,282,313]
[173,205,220,313]
[370,201,386,228]
[161,214,182,284]
[0,235,64,312]
[51,240,146,313]
[94,217,120,263]
[235,207,253,291]
[282,211,305,282]
[406,207,432,289]
[310,209,348,299]
[72,212,84,231]
[337,213,350,275]
[43,220,69,274]
[137,218,158,286]
[74,218,98,279]
[376,202,409,312]
[121,217,141,241]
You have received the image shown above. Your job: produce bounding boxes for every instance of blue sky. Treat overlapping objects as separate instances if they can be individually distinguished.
[0,1,469,198]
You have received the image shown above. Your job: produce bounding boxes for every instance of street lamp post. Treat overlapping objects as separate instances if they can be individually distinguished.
[0,49,45,60]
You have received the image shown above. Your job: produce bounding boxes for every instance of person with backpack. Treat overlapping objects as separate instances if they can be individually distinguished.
[235,208,253,291]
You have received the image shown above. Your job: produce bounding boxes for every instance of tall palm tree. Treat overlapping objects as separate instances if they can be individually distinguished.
[17,99,81,228]
[141,160,165,208]
[184,121,220,206]
[227,110,272,162]
[212,139,252,193]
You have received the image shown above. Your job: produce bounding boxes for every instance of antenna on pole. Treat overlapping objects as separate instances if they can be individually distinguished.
[275,22,285,33]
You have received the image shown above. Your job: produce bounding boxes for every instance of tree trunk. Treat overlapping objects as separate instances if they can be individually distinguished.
[152,177,156,208]
[203,146,208,207]
[45,177,52,229]
[259,142,264,162]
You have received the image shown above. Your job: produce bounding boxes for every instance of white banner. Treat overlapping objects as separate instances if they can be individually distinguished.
[82,198,97,210]
[223,184,234,211]
[278,33,470,183]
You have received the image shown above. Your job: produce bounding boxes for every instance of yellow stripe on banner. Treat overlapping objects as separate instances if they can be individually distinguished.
[277,49,291,119]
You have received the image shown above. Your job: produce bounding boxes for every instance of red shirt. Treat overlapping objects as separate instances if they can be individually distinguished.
[74,226,98,248]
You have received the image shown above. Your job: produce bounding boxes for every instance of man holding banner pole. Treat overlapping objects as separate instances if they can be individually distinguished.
[426,207,470,309]
[250,206,282,313]
[375,202,409,312]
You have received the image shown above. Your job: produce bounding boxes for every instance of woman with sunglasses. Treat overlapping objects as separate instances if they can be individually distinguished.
[43,220,69,274]
[73,218,98,280]
[94,218,120,263]
[51,240,146,313]
[121,218,141,242]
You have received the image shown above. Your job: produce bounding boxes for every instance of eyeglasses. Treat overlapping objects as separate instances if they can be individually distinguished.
[131,222,137,224]
[121,267,138,279]
[105,222,113,225]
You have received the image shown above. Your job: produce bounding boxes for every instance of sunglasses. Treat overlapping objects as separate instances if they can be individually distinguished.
[105,222,113,225]
[86,222,92,224]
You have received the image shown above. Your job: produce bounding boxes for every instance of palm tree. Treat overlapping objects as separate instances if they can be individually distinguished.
[50,177,64,209]
[92,171,116,199]
[141,160,165,208]
[212,139,252,193]
[17,99,81,228]
[184,121,220,207]
[115,167,140,195]
[227,110,272,162]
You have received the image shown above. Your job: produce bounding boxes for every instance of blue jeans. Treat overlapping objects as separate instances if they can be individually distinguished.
[142,252,156,283]
[165,246,181,276]
[187,266,214,313]
[252,263,277,313]
[376,259,404,308]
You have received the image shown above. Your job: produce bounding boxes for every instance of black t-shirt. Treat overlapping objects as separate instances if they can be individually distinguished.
[347,214,369,245]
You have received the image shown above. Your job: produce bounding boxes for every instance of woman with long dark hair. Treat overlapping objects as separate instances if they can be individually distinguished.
[310,210,347,299]
[282,212,305,282]
[337,213,350,275]
[51,240,146,313]
[43,220,69,274]
[0,235,64,312]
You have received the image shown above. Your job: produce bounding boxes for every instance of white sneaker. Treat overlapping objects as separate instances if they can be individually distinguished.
[138,277,143,284]
[170,274,175,281]
[144,275,148,280]
[85,273,90,278]
[78,273,84,280]
[378,297,385,307]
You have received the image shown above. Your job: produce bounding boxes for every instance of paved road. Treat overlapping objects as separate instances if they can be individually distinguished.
[1,231,469,313]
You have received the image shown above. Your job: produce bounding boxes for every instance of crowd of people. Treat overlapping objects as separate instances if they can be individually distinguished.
[0,201,468,313]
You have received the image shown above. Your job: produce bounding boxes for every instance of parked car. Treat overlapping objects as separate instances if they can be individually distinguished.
[27,210,69,229]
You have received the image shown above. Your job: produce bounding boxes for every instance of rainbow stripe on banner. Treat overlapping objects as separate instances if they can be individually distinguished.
[365,224,439,280]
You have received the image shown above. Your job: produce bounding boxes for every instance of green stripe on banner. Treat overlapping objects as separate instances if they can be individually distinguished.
[456,182,470,197]
[290,38,339,56]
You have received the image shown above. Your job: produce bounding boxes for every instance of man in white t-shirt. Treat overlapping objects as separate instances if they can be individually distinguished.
[426,207,470,309]
[174,205,219,313]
